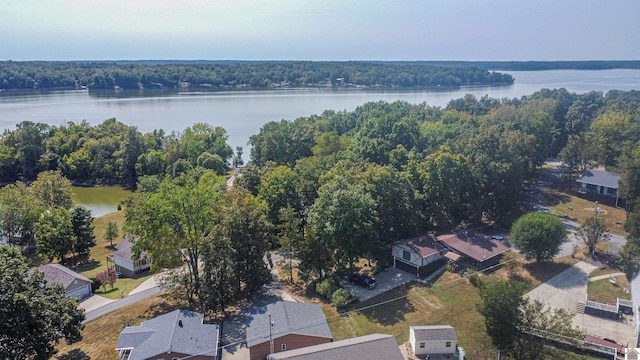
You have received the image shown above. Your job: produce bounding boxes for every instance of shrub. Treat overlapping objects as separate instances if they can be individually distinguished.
[332,288,351,310]
[315,277,339,299]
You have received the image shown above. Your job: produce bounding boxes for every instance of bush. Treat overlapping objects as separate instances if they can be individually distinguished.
[332,288,351,310]
[315,277,339,299]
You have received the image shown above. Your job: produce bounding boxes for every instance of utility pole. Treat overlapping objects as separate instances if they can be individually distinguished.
[269,313,274,355]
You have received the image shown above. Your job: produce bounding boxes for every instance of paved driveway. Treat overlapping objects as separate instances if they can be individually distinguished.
[78,294,114,313]
[526,261,636,346]
[341,267,415,302]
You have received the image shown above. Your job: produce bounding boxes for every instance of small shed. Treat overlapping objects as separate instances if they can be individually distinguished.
[410,325,457,356]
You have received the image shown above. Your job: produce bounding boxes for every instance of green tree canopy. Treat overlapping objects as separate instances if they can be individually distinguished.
[0,246,85,359]
[307,176,379,271]
[36,207,74,263]
[510,212,566,262]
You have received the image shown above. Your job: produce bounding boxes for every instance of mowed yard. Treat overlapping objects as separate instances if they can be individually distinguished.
[66,211,153,299]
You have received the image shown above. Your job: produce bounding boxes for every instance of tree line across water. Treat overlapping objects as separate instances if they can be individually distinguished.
[0,60,514,90]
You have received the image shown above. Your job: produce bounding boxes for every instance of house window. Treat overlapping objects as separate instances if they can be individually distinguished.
[419,342,425,348]
[446,341,451,347]
[281,344,287,351]
[403,250,411,261]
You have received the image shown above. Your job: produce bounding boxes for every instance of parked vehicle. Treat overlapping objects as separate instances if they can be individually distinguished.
[349,273,377,290]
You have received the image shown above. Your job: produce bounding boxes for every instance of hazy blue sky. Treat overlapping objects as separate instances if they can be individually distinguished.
[1,0,639,61]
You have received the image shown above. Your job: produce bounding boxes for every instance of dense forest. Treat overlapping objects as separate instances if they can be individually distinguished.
[3,88,640,311]
[0,61,514,90]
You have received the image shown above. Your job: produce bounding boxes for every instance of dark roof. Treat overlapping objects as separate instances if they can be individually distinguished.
[584,335,623,353]
[37,264,91,290]
[576,169,620,189]
[116,309,219,360]
[113,234,147,261]
[246,301,332,348]
[394,234,443,258]
[266,333,403,360]
[437,229,510,262]
[410,325,457,341]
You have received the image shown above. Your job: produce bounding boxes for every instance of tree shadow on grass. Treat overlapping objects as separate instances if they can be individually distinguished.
[524,261,573,284]
[57,349,90,360]
[70,259,101,273]
[353,282,415,326]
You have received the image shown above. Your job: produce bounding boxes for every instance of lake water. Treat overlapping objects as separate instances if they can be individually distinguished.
[72,186,132,218]
[1,69,639,157]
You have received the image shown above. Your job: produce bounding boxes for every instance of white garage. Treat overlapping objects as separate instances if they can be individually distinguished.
[37,264,93,299]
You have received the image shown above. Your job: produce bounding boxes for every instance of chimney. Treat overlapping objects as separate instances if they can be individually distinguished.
[178,320,183,327]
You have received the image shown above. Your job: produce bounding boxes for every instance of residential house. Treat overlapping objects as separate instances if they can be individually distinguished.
[576,169,621,203]
[392,234,445,276]
[107,234,151,277]
[437,229,510,270]
[116,309,220,360]
[37,263,92,298]
[246,301,332,360]
[266,333,403,360]
[410,325,457,357]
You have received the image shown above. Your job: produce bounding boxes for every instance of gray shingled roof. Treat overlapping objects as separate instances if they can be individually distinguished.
[410,325,457,341]
[266,333,403,360]
[576,169,620,189]
[113,234,147,261]
[37,263,91,290]
[246,301,332,348]
[116,309,219,360]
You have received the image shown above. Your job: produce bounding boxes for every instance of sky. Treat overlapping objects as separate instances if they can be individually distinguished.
[1,0,639,61]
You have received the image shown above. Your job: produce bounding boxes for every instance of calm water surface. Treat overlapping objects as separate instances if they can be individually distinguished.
[1,69,639,155]
[72,186,132,218]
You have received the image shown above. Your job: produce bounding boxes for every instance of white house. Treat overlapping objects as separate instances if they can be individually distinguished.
[392,234,444,276]
[106,235,151,277]
[37,263,92,298]
[576,169,620,199]
[410,325,457,357]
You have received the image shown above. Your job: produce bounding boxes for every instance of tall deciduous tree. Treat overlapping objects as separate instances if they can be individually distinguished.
[219,187,273,295]
[71,206,96,257]
[510,212,565,262]
[576,215,611,256]
[125,171,224,305]
[307,176,379,271]
[104,221,119,248]
[0,182,42,247]
[0,246,84,359]
[36,207,74,263]
[30,170,74,210]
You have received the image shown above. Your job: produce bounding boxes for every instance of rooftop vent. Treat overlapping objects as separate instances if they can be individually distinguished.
[178,320,183,327]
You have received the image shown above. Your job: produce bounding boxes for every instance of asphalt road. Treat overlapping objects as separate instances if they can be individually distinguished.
[83,286,161,323]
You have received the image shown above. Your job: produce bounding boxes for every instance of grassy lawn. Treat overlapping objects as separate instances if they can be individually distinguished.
[543,178,627,236]
[56,294,176,359]
[587,275,631,304]
[320,272,497,359]
[63,210,153,297]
